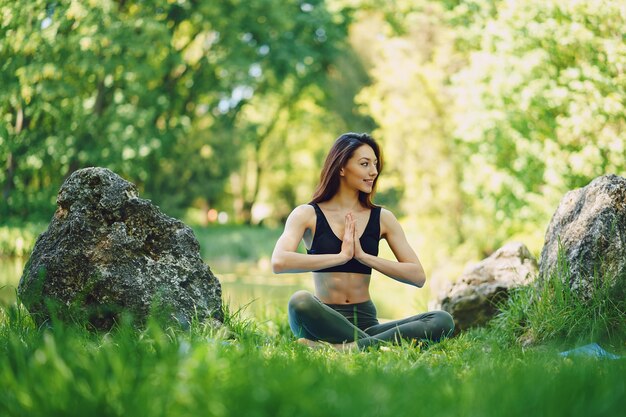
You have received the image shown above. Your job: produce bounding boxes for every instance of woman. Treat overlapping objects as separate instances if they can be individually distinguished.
[271,133,454,351]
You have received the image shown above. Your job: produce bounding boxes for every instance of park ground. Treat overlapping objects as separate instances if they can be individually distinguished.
[1,224,625,417]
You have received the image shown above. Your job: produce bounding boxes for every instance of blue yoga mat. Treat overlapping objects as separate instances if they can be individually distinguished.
[559,343,621,360]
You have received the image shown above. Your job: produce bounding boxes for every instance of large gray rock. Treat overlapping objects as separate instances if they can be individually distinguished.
[18,167,223,329]
[539,174,626,299]
[438,242,538,333]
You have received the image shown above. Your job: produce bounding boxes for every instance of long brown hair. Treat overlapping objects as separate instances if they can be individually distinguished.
[310,133,383,208]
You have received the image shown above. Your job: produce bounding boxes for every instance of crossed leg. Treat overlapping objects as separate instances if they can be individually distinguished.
[360,311,455,348]
[288,291,370,350]
[288,290,454,350]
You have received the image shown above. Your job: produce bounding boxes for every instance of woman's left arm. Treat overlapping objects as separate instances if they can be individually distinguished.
[353,209,426,287]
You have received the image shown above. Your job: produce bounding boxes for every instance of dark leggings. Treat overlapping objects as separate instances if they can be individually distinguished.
[288,290,455,350]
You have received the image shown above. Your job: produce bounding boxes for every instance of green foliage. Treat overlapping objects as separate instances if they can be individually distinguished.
[353,1,475,272]
[452,0,626,254]
[0,0,355,221]
[3,0,626,277]
[353,0,626,273]
[0,222,46,257]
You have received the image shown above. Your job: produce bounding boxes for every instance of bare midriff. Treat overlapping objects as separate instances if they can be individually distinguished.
[313,272,371,304]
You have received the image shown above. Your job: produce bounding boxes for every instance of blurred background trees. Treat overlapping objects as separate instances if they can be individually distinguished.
[2,0,625,276]
[1,0,368,223]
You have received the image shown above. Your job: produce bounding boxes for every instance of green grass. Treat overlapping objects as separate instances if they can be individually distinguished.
[2,226,625,416]
[1,289,624,417]
[493,248,626,347]
[193,224,286,263]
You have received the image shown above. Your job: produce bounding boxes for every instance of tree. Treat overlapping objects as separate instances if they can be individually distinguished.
[0,0,352,221]
[451,0,626,253]
[347,0,626,274]
[351,1,471,274]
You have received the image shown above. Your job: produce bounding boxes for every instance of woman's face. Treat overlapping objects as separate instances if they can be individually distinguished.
[340,144,378,193]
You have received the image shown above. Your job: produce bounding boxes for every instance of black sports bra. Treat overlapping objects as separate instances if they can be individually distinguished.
[306,202,381,274]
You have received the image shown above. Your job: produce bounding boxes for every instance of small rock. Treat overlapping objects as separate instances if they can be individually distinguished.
[437,242,538,333]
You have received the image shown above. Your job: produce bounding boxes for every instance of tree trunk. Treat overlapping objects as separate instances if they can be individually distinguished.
[2,104,24,215]
[238,86,304,224]
[2,152,16,206]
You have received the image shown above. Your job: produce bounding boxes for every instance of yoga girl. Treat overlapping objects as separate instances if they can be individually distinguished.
[271,133,454,351]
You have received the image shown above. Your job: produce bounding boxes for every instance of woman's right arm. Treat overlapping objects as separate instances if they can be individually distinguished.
[271,205,353,274]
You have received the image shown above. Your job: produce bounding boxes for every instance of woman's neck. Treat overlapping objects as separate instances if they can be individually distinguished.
[326,187,362,211]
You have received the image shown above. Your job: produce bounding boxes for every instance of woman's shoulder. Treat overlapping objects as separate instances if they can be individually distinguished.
[293,203,315,213]
[378,206,396,221]
[378,207,401,235]
[287,204,316,224]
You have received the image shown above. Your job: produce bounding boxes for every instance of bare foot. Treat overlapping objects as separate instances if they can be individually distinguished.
[297,338,327,350]
[297,338,358,352]
[330,342,358,352]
